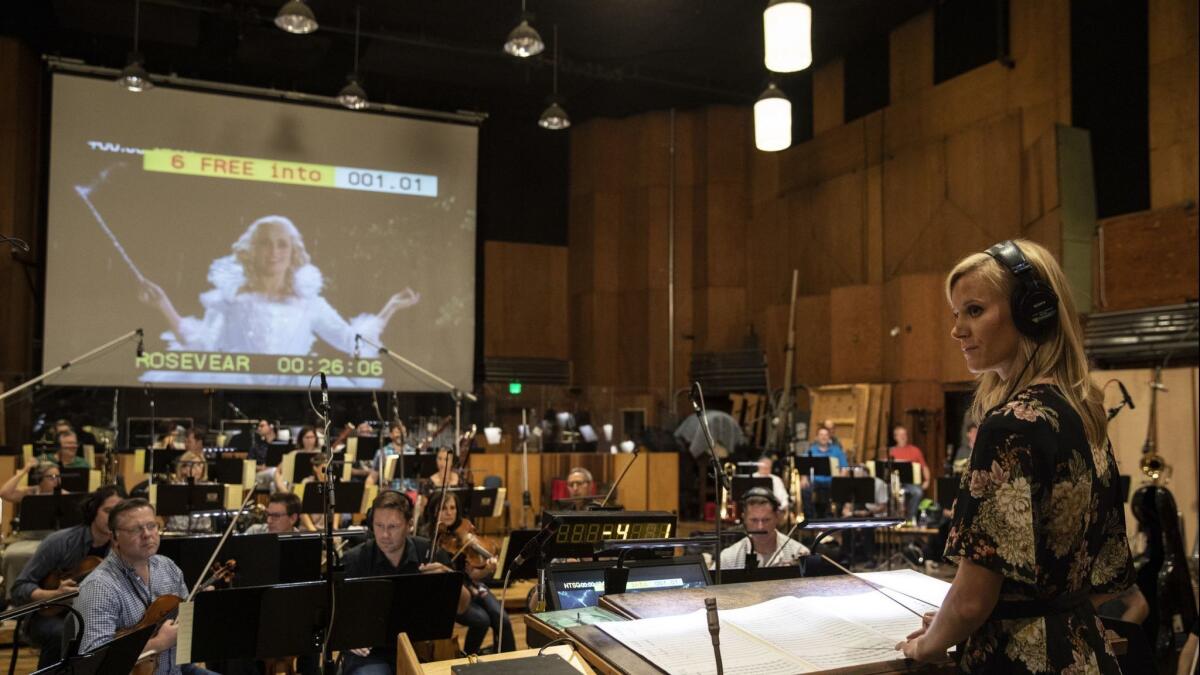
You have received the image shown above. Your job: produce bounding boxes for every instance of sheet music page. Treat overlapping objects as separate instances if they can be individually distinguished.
[174,600,194,664]
[595,608,812,675]
[820,591,931,643]
[857,569,952,607]
[720,596,903,670]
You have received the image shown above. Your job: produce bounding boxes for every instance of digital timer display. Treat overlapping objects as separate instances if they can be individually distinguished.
[540,511,678,559]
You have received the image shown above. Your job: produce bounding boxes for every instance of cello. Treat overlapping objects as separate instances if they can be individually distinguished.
[1129,366,1197,670]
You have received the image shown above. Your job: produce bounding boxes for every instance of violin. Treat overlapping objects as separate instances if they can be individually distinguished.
[38,555,104,616]
[436,518,499,584]
[122,559,237,675]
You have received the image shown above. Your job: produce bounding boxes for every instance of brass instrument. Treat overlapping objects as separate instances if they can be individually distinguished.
[717,462,736,520]
[1139,366,1170,482]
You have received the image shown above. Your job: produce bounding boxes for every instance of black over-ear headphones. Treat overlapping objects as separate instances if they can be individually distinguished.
[984,240,1059,342]
[741,487,781,511]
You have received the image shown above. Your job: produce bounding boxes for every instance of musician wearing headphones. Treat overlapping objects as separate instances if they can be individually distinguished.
[716,488,809,570]
[10,487,121,670]
[342,490,471,675]
[77,498,217,675]
[245,492,303,534]
[0,461,65,505]
[38,429,92,469]
[897,240,1133,673]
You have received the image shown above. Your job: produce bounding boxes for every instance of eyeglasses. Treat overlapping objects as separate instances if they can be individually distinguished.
[117,522,160,535]
[266,511,290,519]
[567,480,590,488]
[44,474,62,481]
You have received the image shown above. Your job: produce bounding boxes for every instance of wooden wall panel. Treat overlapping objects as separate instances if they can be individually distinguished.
[612,452,648,510]
[779,119,868,192]
[617,291,650,387]
[1148,0,1198,208]
[693,286,747,353]
[884,62,1009,157]
[483,242,568,359]
[1098,367,1198,558]
[745,198,790,321]
[702,182,748,288]
[883,274,944,382]
[944,114,1022,244]
[813,59,846,135]
[812,170,867,285]
[703,106,750,185]
[794,295,833,388]
[1096,206,1199,311]
[1008,0,1072,146]
[889,11,933,101]
[647,453,680,514]
[830,284,883,383]
[882,142,945,277]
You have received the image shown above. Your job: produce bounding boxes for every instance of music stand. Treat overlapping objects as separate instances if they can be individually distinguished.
[731,476,772,501]
[830,477,876,505]
[151,484,230,518]
[871,460,917,485]
[32,624,156,675]
[348,436,381,460]
[300,481,366,514]
[181,573,462,662]
[18,493,88,530]
[461,487,504,519]
[142,449,185,474]
[282,451,321,485]
[495,529,540,580]
[57,467,93,492]
[264,442,290,467]
[209,458,253,487]
[936,476,959,507]
[794,456,832,477]
[157,533,281,588]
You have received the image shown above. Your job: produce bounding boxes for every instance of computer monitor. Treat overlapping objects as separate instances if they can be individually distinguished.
[546,554,711,611]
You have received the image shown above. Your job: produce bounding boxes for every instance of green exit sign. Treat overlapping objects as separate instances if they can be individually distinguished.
[508,381,522,395]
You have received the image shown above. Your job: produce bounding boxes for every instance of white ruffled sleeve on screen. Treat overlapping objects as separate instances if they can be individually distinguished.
[310,297,384,355]
[162,290,225,351]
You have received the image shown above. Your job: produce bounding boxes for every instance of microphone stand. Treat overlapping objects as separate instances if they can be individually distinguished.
[316,379,339,675]
[0,328,142,404]
[520,408,531,529]
[691,382,731,584]
[600,447,641,508]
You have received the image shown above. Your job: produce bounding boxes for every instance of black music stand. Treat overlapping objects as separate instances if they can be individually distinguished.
[795,456,833,477]
[143,449,185,474]
[495,529,541,580]
[18,493,88,530]
[830,477,876,505]
[285,451,322,484]
[350,436,381,459]
[182,573,462,662]
[32,624,156,675]
[461,487,502,519]
[871,460,917,485]
[55,468,92,492]
[936,476,959,507]
[264,442,290,468]
[157,533,281,588]
[209,458,250,485]
[300,480,365,514]
[731,476,772,501]
[153,484,228,517]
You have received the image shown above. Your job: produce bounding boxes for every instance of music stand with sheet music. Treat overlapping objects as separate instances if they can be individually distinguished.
[871,460,917,485]
[151,483,231,519]
[208,458,253,487]
[178,573,463,662]
[348,436,381,460]
[300,480,366,514]
[142,449,185,474]
[830,477,877,505]
[794,456,833,477]
[731,476,772,501]
[494,529,541,580]
[32,624,156,675]
[264,442,290,467]
[18,493,89,530]
[56,467,93,493]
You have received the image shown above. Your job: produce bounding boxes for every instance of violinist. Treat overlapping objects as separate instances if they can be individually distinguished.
[10,487,121,670]
[76,498,217,675]
[162,445,215,534]
[342,491,470,675]
[421,491,514,655]
[416,447,466,517]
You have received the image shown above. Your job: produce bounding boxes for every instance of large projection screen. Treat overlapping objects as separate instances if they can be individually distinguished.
[44,74,477,391]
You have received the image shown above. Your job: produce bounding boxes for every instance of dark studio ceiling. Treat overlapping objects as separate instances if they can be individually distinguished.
[6,0,933,124]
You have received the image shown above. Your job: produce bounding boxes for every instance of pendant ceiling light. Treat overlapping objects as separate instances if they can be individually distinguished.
[275,0,319,35]
[754,82,792,152]
[538,26,569,130]
[117,0,152,92]
[763,0,812,73]
[503,0,544,58]
[337,7,368,110]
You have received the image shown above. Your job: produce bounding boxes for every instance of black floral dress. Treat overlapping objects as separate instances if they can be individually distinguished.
[945,384,1133,673]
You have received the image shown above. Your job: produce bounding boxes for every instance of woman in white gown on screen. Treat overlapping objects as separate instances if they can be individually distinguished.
[137,215,417,377]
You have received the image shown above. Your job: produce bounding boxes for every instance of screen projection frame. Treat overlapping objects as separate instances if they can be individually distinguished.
[42,69,481,393]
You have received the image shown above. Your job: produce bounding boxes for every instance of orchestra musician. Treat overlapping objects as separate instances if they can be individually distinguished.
[799,426,848,517]
[886,425,930,520]
[38,429,91,469]
[420,491,514,654]
[367,422,415,490]
[342,490,470,675]
[0,461,65,505]
[162,448,215,534]
[897,240,1133,672]
[249,419,277,465]
[951,422,978,474]
[716,488,808,570]
[293,425,320,452]
[76,498,218,675]
[10,486,122,670]
[245,492,303,534]
[752,456,790,511]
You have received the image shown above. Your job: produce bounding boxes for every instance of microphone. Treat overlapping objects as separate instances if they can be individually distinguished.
[1117,380,1135,410]
[705,597,724,675]
[319,372,330,414]
[512,519,560,568]
[689,381,703,413]
[0,234,30,252]
[136,328,144,358]
[599,444,640,508]
[226,401,247,419]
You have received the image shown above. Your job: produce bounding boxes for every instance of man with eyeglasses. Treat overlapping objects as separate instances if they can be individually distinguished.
[245,492,302,534]
[75,498,217,674]
[556,467,597,510]
[342,490,470,674]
